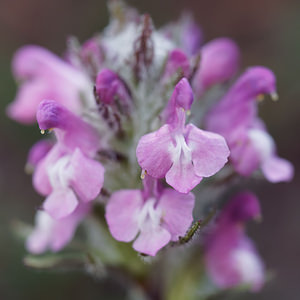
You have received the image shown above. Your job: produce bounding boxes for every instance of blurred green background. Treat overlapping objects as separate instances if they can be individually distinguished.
[0,0,299,299]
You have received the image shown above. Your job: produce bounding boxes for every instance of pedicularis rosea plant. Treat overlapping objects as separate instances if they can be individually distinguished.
[8,1,294,299]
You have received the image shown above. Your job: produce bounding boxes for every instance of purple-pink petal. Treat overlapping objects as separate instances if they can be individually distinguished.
[7,80,50,124]
[27,203,90,254]
[50,203,91,251]
[8,45,91,124]
[186,124,230,177]
[229,135,261,177]
[262,156,294,183]
[206,233,264,291]
[133,225,171,256]
[221,66,277,107]
[136,124,173,178]
[32,146,64,196]
[105,190,142,242]
[68,148,105,202]
[166,155,202,194]
[12,45,88,86]
[205,192,264,291]
[219,192,261,225]
[95,69,131,110]
[170,77,194,111]
[161,78,194,125]
[27,140,53,169]
[105,176,195,256]
[248,128,294,182]
[43,188,78,219]
[32,158,53,196]
[193,38,240,96]
[37,100,100,155]
[158,189,195,240]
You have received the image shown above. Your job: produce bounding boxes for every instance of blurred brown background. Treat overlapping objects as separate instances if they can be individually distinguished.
[0,0,299,299]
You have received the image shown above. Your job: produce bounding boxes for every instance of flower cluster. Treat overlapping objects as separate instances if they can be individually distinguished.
[8,1,293,296]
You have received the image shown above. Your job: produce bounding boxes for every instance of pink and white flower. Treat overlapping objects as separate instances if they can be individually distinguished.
[137,79,230,193]
[205,192,265,291]
[205,66,294,182]
[105,176,195,256]
[27,203,91,254]
[33,100,105,219]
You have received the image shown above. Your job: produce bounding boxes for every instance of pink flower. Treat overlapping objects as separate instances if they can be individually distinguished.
[33,100,105,219]
[7,45,92,124]
[137,79,229,193]
[205,66,294,182]
[193,38,240,96]
[105,176,194,256]
[26,203,91,254]
[205,192,265,291]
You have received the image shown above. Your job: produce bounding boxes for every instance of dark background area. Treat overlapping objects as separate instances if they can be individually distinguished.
[0,0,299,299]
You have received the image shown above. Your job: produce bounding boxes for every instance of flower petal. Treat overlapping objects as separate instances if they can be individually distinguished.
[205,102,256,140]
[43,188,78,219]
[27,139,53,170]
[27,203,90,253]
[220,192,261,225]
[193,38,240,95]
[105,190,143,242]
[186,124,230,177]
[166,154,201,193]
[162,78,194,125]
[206,232,264,291]
[68,148,105,202]
[32,145,64,196]
[12,45,88,87]
[26,211,53,254]
[136,124,173,178]
[37,100,100,155]
[6,80,50,124]
[262,156,294,183]
[230,136,260,177]
[95,68,131,109]
[158,189,195,240]
[50,203,91,251]
[133,225,171,256]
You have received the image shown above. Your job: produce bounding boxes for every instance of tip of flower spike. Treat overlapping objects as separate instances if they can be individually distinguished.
[270,92,279,101]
